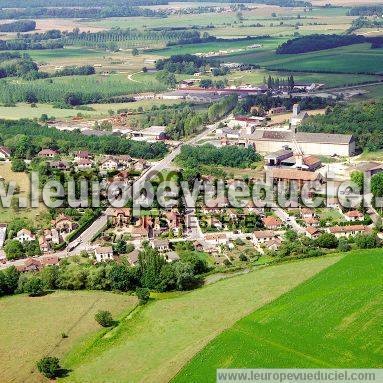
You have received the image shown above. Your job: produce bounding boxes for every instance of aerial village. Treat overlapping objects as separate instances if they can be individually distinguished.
[0,85,380,274]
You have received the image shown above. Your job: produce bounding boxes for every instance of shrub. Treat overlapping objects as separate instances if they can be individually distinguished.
[94,310,114,327]
[136,287,150,305]
[24,276,45,297]
[36,356,61,379]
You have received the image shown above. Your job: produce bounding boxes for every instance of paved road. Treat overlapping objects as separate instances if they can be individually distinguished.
[65,117,227,251]
[273,206,305,234]
[0,117,228,270]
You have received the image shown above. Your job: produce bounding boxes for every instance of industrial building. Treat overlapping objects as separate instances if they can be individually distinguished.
[241,130,356,157]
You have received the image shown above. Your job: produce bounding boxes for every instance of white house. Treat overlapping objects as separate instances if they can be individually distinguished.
[0,224,6,248]
[327,225,370,239]
[100,158,119,171]
[16,229,36,243]
[76,159,93,170]
[151,239,170,252]
[204,233,228,246]
[95,246,114,262]
[252,230,278,245]
[0,146,11,159]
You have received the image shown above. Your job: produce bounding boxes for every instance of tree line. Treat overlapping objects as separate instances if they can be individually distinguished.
[276,34,367,54]
[0,20,36,32]
[0,0,166,7]
[0,119,168,160]
[0,6,165,20]
[348,6,383,16]
[156,54,219,75]
[0,53,95,81]
[0,28,207,51]
[0,245,209,299]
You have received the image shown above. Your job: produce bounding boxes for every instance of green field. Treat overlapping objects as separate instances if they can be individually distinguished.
[149,36,285,57]
[173,249,383,382]
[0,290,137,383]
[0,99,183,120]
[224,44,383,75]
[61,255,340,383]
[172,68,380,89]
[0,73,167,104]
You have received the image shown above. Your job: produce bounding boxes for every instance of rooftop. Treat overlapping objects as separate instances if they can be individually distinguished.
[271,168,321,181]
[249,130,353,145]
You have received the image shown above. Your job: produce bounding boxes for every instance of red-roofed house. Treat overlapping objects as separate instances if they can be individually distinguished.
[75,151,90,161]
[76,159,93,170]
[344,210,364,222]
[327,225,370,238]
[262,216,283,230]
[38,149,59,158]
[40,255,60,267]
[303,217,319,227]
[16,258,42,272]
[306,226,321,239]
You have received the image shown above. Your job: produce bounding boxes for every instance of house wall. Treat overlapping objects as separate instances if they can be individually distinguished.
[253,140,353,157]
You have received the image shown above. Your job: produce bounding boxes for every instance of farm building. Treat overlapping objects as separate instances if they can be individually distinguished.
[131,126,167,141]
[242,130,355,157]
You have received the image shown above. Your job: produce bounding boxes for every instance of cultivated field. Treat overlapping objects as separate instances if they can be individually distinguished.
[174,249,383,382]
[61,255,341,383]
[0,290,137,382]
[0,73,167,105]
[224,44,383,75]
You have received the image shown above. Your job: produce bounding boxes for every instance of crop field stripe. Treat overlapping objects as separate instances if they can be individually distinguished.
[173,249,383,382]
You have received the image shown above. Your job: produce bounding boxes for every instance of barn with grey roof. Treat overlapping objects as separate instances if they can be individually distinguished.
[241,130,355,157]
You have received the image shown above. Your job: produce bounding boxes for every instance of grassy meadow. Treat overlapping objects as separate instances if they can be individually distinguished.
[173,249,383,382]
[0,290,137,383]
[0,162,48,225]
[61,255,341,383]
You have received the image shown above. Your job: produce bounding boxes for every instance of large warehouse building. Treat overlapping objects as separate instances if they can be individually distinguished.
[240,130,356,157]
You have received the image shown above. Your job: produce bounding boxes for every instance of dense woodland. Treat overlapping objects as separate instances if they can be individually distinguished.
[53,65,95,77]
[0,119,168,159]
[156,54,218,75]
[348,6,383,16]
[177,145,261,170]
[276,34,367,54]
[0,53,41,79]
[0,20,36,32]
[301,100,383,152]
